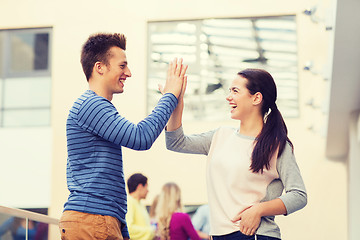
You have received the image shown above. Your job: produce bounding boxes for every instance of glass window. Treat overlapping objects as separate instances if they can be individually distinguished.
[0,78,2,125]
[3,77,51,108]
[9,31,50,74]
[147,16,299,120]
[3,109,50,127]
[0,32,3,77]
[0,28,52,127]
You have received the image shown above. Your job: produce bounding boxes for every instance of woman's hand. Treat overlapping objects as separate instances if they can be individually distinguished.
[232,205,261,236]
[232,199,287,236]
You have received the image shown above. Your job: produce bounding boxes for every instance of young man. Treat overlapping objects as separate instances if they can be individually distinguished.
[59,33,187,240]
[126,173,154,240]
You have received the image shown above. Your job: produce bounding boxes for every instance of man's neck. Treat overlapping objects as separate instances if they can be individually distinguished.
[130,192,141,201]
[88,78,113,101]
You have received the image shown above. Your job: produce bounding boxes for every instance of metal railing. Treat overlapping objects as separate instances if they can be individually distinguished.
[0,205,58,240]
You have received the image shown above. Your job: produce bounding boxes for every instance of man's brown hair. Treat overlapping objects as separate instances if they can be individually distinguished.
[81,33,126,81]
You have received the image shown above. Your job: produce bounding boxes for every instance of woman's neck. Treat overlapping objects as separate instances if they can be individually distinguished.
[239,115,264,137]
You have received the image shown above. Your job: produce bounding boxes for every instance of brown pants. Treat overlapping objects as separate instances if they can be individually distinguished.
[59,210,124,240]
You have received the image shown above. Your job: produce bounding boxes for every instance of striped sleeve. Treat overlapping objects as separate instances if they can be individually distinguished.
[76,93,178,150]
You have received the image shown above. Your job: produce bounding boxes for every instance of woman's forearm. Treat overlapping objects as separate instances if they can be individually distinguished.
[257,198,287,217]
[167,100,184,131]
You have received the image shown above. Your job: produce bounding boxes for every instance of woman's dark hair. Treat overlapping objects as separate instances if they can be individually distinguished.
[238,68,293,173]
[81,33,127,81]
[127,173,148,193]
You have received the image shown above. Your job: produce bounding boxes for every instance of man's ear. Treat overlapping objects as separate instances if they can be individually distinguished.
[135,184,142,192]
[253,92,263,106]
[94,61,104,75]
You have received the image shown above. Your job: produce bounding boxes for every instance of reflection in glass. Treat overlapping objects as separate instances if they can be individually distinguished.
[147,16,298,120]
[0,32,3,77]
[10,32,49,73]
[0,29,52,127]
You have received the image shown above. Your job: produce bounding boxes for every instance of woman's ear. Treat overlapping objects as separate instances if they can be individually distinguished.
[253,92,263,106]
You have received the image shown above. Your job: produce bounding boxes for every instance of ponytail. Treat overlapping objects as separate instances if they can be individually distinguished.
[238,69,293,173]
[250,104,293,173]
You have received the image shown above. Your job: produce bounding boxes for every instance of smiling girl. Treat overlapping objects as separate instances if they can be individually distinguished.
[164,68,307,240]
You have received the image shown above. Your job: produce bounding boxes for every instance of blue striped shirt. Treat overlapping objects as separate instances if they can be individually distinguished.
[63,90,178,238]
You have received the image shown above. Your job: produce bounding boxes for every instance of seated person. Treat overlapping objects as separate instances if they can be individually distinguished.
[192,204,210,240]
[156,182,201,240]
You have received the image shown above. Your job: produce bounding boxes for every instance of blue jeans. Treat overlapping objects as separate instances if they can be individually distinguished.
[212,231,280,240]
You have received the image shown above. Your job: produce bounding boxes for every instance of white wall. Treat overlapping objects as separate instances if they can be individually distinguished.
[0,128,51,208]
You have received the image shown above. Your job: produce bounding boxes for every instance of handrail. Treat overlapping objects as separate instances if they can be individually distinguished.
[0,205,59,225]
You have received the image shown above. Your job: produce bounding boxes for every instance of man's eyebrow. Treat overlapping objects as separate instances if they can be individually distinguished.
[229,87,240,91]
[120,61,128,65]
